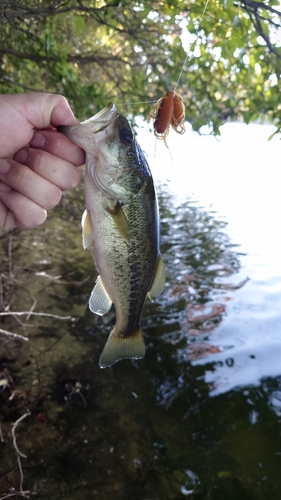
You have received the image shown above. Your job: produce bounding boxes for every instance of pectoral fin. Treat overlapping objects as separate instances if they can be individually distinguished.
[106,202,130,244]
[89,276,113,315]
[147,255,166,301]
[81,209,93,249]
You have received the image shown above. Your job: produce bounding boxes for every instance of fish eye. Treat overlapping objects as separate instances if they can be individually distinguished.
[119,128,133,144]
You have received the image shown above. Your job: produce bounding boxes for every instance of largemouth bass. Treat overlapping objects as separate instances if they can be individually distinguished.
[58,103,165,368]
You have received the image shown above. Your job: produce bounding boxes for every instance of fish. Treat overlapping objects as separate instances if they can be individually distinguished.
[58,103,165,368]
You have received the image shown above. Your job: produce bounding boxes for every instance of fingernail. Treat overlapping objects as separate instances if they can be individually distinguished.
[0,182,11,192]
[0,159,11,174]
[30,132,46,148]
[14,148,29,164]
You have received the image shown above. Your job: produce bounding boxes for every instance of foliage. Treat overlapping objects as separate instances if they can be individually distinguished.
[0,0,280,133]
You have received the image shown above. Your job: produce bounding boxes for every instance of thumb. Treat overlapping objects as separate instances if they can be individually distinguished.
[0,93,80,157]
[16,92,80,128]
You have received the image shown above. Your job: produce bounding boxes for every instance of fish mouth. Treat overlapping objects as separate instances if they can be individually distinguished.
[80,102,118,133]
[57,102,119,137]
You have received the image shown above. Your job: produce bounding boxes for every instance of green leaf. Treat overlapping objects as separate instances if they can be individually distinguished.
[45,35,51,52]
[268,128,281,141]
[233,15,240,27]
[74,16,87,35]
[1,0,280,135]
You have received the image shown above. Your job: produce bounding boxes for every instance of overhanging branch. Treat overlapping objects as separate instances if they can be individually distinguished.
[239,0,281,59]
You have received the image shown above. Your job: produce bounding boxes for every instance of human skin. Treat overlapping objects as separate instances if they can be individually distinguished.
[0,93,85,229]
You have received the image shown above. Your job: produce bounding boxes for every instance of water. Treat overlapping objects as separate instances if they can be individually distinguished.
[146,122,281,397]
[0,122,281,499]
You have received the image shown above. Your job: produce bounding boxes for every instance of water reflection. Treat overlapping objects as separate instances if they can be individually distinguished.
[144,186,247,407]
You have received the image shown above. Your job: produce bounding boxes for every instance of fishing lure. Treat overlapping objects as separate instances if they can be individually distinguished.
[147,91,186,147]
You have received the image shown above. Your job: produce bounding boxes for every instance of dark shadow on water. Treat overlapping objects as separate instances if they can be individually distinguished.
[0,185,280,499]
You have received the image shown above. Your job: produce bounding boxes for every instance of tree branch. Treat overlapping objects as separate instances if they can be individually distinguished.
[240,0,281,17]
[242,2,281,60]
[0,47,129,66]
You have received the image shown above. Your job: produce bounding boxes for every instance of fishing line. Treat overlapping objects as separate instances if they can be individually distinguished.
[145,0,212,151]
[115,100,157,106]
[174,0,211,92]
[115,0,211,110]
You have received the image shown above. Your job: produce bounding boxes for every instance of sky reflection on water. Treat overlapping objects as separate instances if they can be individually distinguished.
[140,121,281,397]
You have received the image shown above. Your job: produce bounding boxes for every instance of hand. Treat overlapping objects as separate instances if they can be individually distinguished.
[0,93,85,229]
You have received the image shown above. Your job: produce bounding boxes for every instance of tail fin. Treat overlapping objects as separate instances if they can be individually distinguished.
[99,327,145,369]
